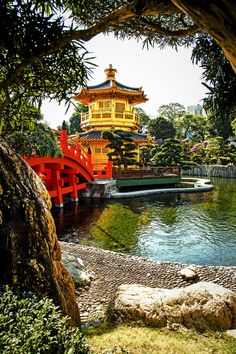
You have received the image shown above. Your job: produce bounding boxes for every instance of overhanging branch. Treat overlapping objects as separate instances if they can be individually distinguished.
[138,17,199,38]
[0,0,187,103]
[171,0,236,72]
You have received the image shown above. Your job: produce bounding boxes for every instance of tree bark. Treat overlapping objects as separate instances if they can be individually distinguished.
[171,0,236,72]
[0,138,80,326]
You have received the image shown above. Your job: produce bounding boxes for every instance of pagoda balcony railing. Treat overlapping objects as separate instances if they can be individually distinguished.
[81,112,89,121]
[81,110,140,127]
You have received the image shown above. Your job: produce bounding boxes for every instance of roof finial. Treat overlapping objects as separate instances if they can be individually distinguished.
[104,64,117,80]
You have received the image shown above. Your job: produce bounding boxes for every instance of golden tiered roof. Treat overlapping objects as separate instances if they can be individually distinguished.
[73,64,148,105]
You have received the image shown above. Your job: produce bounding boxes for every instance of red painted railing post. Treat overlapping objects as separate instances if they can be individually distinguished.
[107,160,113,178]
[77,146,81,159]
[87,150,93,174]
[60,129,68,152]
[87,152,92,164]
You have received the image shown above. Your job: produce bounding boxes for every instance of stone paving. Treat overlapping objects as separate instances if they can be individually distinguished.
[60,242,236,325]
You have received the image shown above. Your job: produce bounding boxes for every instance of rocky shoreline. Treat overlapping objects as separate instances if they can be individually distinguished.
[60,242,236,325]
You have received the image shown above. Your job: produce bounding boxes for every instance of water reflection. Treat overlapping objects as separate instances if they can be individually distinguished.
[53,178,236,266]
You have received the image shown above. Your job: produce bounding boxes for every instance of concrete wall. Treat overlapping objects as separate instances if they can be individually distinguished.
[182,165,236,178]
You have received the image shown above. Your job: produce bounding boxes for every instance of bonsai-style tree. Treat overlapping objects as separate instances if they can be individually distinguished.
[102,130,138,167]
[148,116,176,142]
[203,137,236,165]
[139,145,154,166]
[151,138,182,166]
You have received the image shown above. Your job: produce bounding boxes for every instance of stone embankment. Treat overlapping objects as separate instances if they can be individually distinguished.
[60,242,236,326]
[183,164,236,178]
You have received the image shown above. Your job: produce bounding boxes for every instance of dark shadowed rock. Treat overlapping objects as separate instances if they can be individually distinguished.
[0,139,80,325]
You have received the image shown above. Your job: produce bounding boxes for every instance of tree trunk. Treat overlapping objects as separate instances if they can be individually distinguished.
[0,138,80,326]
[171,0,236,72]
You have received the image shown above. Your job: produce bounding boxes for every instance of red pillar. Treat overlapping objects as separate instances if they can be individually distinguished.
[52,169,63,207]
[69,174,79,202]
[107,160,113,178]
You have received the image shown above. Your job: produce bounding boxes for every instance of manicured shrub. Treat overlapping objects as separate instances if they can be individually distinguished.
[218,156,231,165]
[0,287,91,354]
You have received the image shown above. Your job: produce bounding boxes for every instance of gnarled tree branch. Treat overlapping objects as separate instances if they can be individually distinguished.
[138,17,199,38]
[171,0,236,72]
[0,0,184,97]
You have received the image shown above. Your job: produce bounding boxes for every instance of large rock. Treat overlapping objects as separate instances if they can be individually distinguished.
[0,139,80,325]
[107,281,236,330]
[61,251,93,288]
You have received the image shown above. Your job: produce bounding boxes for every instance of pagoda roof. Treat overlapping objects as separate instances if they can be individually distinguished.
[73,65,148,105]
[87,79,141,92]
[79,130,148,141]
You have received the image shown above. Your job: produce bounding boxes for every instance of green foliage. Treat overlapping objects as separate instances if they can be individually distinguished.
[0,1,234,144]
[69,104,88,134]
[102,130,138,167]
[232,118,236,137]
[62,120,70,131]
[0,1,234,143]
[87,324,236,354]
[148,117,176,142]
[57,104,88,134]
[6,122,63,158]
[0,287,91,354]
[73,0,197,50]
[189,138,236,165]
[139,145,153,166]
[151,138,182,166]
[157,103,185,122]
[203,137,236,164]
[135,108,151,132]
[0,99,42,136]
[179,139,192,165]
[102,346,129,354]
[0,1,94,134]
[192,34,236,140]
[174,114,210,142]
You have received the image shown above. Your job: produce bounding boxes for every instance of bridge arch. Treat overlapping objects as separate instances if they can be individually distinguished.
[25,130,112,206]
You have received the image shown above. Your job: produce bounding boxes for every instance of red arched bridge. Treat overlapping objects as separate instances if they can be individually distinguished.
[24,130,112,207]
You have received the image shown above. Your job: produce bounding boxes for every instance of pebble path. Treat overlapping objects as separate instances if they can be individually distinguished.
[60,242,236,325]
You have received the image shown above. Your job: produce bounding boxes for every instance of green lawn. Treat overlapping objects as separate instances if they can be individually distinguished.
[85,324,236,354]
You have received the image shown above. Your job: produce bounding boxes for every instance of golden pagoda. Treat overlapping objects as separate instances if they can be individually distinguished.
[73,65,152,165]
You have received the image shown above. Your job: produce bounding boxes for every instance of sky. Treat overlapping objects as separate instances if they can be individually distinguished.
[41,34,206,128]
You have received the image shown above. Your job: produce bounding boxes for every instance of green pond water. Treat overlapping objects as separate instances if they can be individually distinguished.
[53,177,236,266]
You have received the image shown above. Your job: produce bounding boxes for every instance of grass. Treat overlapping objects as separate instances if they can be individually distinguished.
[85,324,236,354]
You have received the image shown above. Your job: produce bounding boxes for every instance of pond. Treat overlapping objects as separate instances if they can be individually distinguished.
[53,177,236,266]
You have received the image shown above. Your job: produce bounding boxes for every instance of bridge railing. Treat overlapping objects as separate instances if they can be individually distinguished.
[53,129,113,179]
[92,160,113,179]
[53,129,94,174]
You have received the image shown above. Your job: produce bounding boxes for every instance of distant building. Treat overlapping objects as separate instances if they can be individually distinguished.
[186,104,206,116]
